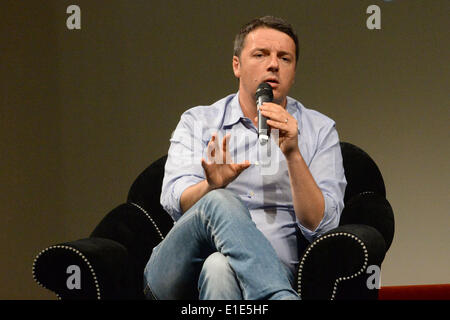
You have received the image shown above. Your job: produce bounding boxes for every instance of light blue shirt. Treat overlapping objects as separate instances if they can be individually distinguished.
[160,92,347,274]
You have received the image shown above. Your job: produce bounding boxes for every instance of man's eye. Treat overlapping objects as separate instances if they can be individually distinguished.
[282,57,291,62]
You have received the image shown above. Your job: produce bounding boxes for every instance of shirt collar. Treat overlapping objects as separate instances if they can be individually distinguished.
[223,92,245,128]
[286,96,302,135]
[223,92,301,134]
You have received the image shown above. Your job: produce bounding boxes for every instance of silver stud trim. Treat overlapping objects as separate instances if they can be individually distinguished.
[359,191,375,196]
[32,202,165,300]
[32,245,101,300]
[129,202,165,241]
[297,232,369,300]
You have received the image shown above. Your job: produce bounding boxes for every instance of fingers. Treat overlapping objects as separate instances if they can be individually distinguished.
[239,160,251,169]
[266,118,289,130]
[222,133,231,152]
[206,132,219,162]
[259,103,294,130]
[207,132,232,164]
[205,133,252,169]
[259,105,284,123]
[222,133,232,164]
[233,160,251,175]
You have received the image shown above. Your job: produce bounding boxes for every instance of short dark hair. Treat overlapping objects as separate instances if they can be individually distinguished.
[233,16,299,63]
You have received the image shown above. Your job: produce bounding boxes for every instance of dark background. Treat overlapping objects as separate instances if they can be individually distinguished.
[1,0,448,299]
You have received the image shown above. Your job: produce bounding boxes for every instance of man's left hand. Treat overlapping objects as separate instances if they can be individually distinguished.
[255,102,299,159]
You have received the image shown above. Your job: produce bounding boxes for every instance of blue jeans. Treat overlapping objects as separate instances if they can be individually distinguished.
[143,189,299,300]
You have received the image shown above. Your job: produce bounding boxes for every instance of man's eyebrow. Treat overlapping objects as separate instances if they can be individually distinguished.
[251,47,269,52]
[251,48,294,56]
[277,50,294,57]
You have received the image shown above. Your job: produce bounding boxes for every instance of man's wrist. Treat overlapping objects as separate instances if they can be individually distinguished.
[284,148,302,163]
[204,179,218,192]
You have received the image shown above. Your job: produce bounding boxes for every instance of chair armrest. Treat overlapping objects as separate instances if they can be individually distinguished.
[297,224,386,300]
[90,202,166,274]
[32,237,144,299]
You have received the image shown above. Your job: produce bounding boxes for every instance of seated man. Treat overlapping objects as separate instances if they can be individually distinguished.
[143,15,346,300]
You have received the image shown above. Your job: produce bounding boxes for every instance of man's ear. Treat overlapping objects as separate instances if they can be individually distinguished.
[232,55,240,78]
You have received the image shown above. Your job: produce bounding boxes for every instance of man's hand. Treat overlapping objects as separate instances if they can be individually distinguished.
[254,102,299,159]
[255,103,325,230]
[201,132,251,190]
[180,132,250,214]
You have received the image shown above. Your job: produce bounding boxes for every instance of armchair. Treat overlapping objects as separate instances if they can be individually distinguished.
[32,142,394,300]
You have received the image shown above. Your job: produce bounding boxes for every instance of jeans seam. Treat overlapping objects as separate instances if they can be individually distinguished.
[143,283,159,300]
[201,208,222,252]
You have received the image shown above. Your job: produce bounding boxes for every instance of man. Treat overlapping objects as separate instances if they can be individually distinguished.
[143,16,346,300]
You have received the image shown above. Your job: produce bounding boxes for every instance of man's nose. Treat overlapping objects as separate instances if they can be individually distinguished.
[267,54,279,72]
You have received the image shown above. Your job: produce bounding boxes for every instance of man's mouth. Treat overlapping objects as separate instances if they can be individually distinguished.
[264,79,279,89]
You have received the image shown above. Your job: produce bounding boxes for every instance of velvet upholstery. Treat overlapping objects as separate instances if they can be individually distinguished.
[297,224,386,300]
[32,142,395,300]
[340,143,386,202]
[340,192,394,251]
[126,155,173,237]
[33,237,138,299]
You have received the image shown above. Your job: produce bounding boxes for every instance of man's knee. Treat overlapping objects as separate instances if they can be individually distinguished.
[201,189,250,218]
[201,252,232,276]
[198,252,242,298]
[204,188,241,204]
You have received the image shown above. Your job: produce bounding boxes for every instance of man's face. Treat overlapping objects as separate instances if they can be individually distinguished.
[233,27,297,106]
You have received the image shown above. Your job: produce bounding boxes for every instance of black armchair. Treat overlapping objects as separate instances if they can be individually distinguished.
[32,142,394,300]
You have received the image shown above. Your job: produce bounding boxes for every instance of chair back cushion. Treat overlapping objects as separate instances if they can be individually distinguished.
[339,142,394,250]
[127,155,173,237]
[340,142,386,203]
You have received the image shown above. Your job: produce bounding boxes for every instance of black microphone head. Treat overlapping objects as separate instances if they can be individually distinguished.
[255,82,273,103]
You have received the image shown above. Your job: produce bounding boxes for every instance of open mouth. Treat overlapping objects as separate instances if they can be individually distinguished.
[264,79,279,88]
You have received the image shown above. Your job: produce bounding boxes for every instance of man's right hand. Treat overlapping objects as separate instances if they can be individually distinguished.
[201,132,251,190]
[180,132,250,214]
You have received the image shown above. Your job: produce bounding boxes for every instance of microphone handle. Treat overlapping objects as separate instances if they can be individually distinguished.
[257,96,269,144]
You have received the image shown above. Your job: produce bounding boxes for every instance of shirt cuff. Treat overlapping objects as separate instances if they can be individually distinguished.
[296,193,339,243]
[164,176,203,221]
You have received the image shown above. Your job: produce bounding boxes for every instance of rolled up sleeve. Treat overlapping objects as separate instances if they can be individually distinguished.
[160,112,206,221]
[296,123,347,243]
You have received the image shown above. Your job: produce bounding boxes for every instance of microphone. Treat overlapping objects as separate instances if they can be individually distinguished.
[255,82,273,145]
